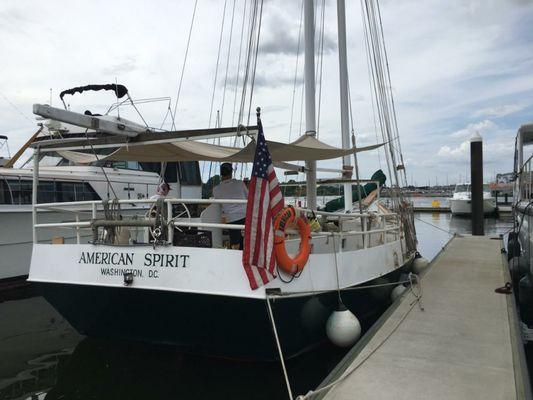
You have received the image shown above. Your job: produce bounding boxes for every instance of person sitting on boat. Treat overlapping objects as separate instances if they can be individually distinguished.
[213,163,248,250]
[150,182,171,200]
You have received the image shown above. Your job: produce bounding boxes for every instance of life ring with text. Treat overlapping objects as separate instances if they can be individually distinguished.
[273,207,311,275]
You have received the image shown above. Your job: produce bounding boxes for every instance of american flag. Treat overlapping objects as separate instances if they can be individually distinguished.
[242,118,284,290]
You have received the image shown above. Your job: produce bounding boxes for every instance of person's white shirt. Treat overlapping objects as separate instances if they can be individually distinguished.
[213,179,248,222]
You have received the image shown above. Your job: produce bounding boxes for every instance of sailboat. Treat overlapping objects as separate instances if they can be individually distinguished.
[27,0,418,361]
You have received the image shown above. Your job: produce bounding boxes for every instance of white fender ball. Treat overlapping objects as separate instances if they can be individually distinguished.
[412,257,429,274]
[326,308,361,348]
[391,284,407,302]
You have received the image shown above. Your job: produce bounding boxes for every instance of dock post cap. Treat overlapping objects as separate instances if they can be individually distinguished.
[470,131,482,142]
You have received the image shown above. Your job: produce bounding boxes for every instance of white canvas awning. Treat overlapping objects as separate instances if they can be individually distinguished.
[56,135,384,164]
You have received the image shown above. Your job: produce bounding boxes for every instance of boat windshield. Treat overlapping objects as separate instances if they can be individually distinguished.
[455,184,490,193]
[455,184,470,192]
[22,152,70,167]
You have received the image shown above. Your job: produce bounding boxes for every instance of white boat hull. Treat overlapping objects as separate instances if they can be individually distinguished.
[450,198,496,215]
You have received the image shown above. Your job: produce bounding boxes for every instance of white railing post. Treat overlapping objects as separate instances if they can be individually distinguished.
[32,147,39,244]
[92,202,97,219]
[167,200,174,244]
[362,215,368,249]
[76,214,81,244]
[381,214,385,244]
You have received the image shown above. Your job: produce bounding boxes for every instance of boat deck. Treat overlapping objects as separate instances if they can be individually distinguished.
[313,235,529,400]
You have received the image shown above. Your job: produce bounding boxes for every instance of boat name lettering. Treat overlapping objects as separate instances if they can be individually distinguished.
[144,253,190,268]
[100,267,143,277]
[77,251,191,270]
[79,252,134,266]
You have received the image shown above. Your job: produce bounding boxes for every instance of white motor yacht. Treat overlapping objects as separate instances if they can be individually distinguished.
[449,183,496,215]
[0,97,202,281]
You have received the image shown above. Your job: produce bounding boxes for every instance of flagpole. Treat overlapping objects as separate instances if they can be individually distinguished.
[304,0,317,210]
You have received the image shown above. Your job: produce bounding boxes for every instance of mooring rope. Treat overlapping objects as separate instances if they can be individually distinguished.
[266,295,294,400]
[413,215,455,236]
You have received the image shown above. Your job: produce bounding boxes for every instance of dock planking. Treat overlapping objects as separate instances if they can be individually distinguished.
[314,235,527,400]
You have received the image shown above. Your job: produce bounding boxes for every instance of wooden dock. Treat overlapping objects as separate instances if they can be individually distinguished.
[413,206,450,213]
[412,205,512,216]
[309,235,530,400]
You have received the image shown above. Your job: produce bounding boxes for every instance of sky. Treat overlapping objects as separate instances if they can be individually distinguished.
[0,0,532,185]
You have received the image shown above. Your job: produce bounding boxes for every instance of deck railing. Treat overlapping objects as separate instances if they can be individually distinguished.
[32,198,401,249]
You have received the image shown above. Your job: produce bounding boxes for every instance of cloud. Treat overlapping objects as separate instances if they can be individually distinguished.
[437,141,470,159]
[260,29,336,55]
[259,4,336,56]
[450,120,497,138]
[472,103,527,118]
[0,7,32,32]
[102,58,138,76]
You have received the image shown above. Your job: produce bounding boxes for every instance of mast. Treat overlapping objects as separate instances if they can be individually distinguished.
[304,0,317,210]
[337,0,355,211]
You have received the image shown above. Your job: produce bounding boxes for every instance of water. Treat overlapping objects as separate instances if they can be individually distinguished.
[0,202,513,400]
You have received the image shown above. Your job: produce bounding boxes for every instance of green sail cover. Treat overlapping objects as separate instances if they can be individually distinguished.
[323,169,386,212]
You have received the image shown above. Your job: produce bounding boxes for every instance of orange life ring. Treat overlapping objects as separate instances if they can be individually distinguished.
[273,207,311,275]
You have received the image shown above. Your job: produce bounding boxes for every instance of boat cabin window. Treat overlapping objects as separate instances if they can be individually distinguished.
[139,162,201,185]
[101,160,142,170]
[0,179,10,204]
[0,179,100,204]
[178,162,202,185]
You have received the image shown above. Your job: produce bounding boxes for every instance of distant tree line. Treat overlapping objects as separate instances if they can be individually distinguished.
[202,176,341,198]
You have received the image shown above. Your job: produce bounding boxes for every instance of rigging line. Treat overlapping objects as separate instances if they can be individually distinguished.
[298,66,305,137]
[246,0,261,125]
[288,0,304,143]
[84,129,119,199]
[172,0,199,131]
[127,94,150,128]
[237,0,258,126]
[359,0,382,168]
[246,0,264,126]
[370,0,395,161]
[208,0,229,129]
[316,0,326,138]
[362,0,392,188]
[220,0,237,125]
[0,92,34,125]
[232,0,248,128]
[159,98,173,130]
[366,0,399,198]
[375,0,407,186]
[414,215,454,236]
[369,0,401,193]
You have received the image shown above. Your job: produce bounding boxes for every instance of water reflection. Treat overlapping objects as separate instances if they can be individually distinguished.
[0,295,351,400]
[414,212,512,260]
[0,295,80,400]
[42,337,350,400]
